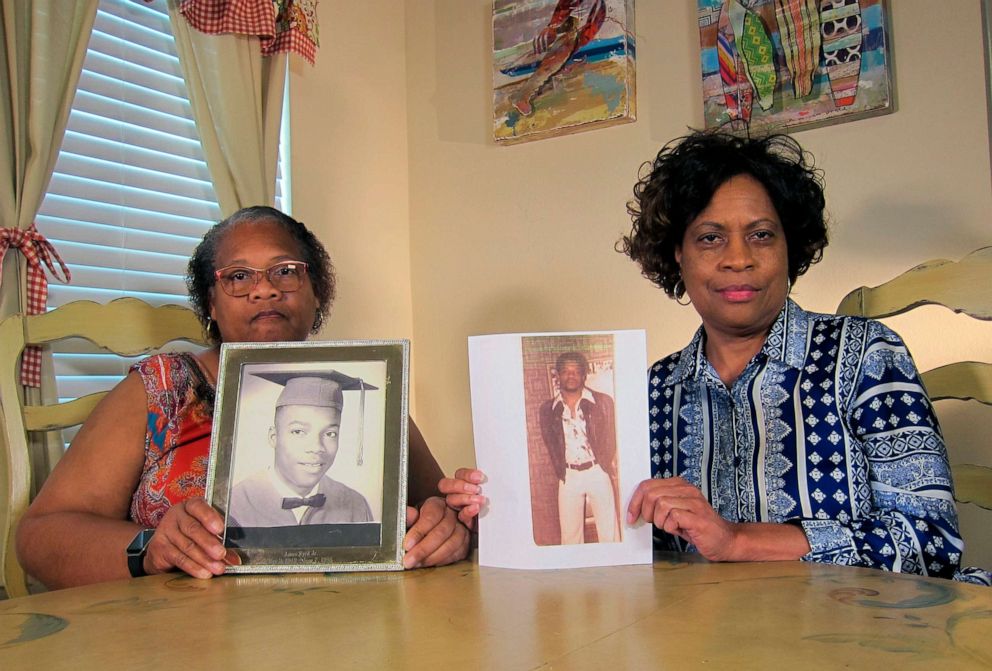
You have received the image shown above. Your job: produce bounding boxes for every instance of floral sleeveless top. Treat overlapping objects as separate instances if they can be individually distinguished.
[129,353,215,527]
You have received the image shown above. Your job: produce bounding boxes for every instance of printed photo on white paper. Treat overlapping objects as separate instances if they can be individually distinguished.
[468,330,652,569]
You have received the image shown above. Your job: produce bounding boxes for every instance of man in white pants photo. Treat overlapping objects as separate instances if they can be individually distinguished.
[538,352,620,544]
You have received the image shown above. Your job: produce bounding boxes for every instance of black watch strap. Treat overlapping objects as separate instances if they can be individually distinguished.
[126,528,155,578]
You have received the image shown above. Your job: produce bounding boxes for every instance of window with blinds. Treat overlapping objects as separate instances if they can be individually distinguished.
[36,0,286,411]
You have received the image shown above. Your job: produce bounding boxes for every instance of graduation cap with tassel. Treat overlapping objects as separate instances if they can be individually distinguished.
[252,370,379,466]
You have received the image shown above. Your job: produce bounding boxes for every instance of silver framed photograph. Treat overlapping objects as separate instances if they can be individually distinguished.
[205,340,409,573]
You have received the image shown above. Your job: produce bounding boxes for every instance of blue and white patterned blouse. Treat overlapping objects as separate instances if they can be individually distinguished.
[648,299,964,578]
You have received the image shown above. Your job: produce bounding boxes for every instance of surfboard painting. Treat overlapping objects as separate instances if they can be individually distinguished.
[718,0,754,126]
[494,0,636,144]
[775,0,821,98]
[728,0,777,112]
[698,0,891,133]
[820,0,863,107]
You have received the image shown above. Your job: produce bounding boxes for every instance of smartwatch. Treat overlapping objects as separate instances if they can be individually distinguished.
[126,528,155,578]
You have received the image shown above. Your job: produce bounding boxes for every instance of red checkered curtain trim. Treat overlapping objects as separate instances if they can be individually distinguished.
[178,0,319,65]
[266,0,318,64]
[0,225,72,387]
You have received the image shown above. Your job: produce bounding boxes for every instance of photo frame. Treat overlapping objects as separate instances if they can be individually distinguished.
[698,0,893,133]
[205,340,409,573]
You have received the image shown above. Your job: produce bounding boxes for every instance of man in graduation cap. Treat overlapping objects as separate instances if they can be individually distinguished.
[229,370,375,527]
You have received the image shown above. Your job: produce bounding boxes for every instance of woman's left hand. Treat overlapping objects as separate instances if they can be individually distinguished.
[627,477,738,561]
[402,496,471,569]
[439,467,486,529]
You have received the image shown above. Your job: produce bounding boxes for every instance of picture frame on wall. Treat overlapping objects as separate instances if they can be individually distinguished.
[205,340,409,573]
[493,0,636,144]
[698,0,893,133]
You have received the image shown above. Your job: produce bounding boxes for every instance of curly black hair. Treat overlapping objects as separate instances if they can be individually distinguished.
[618,130,828,299]
[186,206,336,344]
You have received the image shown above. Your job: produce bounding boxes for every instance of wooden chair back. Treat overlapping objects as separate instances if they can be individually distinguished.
[837,246,992,514]
[0,298,208,598]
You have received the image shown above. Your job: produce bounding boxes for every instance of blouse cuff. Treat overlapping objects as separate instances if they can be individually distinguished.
[797,519,858,562]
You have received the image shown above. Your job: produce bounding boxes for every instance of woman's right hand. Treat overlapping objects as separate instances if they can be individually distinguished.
[144,497,239,578]
[438,468,487,529]
[627,476,737,559]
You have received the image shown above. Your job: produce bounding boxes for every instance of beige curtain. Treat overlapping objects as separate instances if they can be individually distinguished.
[167,1,286,216]
[0,0,97,578]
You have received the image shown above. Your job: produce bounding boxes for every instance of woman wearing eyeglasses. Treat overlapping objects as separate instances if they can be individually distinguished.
[17,207,470,588]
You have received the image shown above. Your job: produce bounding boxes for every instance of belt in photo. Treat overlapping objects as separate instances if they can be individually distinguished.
[566,461,596,472]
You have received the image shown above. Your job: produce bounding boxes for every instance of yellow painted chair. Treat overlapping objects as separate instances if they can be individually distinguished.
[837,246,992,565]
[0,298,208,598]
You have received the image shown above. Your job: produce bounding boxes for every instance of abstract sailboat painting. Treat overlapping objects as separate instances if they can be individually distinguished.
[698,0,891,133]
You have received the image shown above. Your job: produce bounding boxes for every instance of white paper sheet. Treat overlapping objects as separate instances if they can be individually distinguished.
[468,330,652,569]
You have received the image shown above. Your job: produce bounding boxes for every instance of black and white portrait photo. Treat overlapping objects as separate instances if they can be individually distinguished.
[228,360,387,529]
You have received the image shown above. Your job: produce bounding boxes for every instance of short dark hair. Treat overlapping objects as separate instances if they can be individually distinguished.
[186,206,336,343]
[555,351,589,375]
[618,130,829,299]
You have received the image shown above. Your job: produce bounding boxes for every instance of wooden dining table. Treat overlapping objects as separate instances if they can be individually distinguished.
[1,553,990,669]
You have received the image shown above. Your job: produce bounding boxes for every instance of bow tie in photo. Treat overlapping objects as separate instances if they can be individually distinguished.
[281,493,327,509]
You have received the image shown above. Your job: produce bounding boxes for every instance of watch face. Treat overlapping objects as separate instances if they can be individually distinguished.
[127,528,155,555]
[126,528,154,578]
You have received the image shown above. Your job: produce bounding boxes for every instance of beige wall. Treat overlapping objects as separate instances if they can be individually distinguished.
[295,1,992,566]
[290,0,414,345]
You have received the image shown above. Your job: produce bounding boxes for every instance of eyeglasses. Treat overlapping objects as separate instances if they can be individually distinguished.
[214,261,309,297]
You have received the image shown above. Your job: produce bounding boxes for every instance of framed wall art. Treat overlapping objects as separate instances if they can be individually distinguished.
[698,0,893,133]
[205,340,409,573]
[493,0,636,144]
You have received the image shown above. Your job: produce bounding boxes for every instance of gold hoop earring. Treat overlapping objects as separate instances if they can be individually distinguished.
[674,280,691,306]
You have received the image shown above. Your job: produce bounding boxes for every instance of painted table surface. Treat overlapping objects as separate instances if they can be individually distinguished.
[1,553,990,670]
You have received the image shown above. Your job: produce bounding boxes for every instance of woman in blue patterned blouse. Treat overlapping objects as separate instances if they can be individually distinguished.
[442,131,986,582]
[616,130,977,580]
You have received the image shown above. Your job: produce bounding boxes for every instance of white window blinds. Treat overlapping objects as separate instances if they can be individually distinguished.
[36,0,286,405]
[38,0,221,314]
